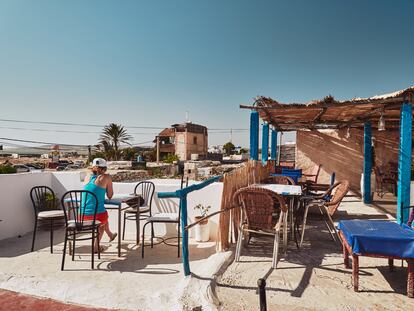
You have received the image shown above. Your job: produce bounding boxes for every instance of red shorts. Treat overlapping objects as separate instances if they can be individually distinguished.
[84,211,108,225]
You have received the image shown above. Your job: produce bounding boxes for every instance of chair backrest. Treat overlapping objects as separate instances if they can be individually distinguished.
[308,164,322,183]
[61,190,98,229]
[325,180,350,216]
[281,168,302,183]
[30,186,57,215]
[233,186,287,231]
[180,175,189,190]
[330,172,336,186]
[134,181,155,207]
[265,175,295,185]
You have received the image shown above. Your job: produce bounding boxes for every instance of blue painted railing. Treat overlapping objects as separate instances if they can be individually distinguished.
[157,176,221,276]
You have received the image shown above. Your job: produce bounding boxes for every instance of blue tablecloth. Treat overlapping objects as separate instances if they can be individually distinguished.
[338,220,414,259]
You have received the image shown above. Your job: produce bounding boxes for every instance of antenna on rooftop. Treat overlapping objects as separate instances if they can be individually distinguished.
[185,111,191,123]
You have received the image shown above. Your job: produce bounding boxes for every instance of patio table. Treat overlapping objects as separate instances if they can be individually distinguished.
[338,220,414,297]
[104,194,135,257]
[253,183,302,242]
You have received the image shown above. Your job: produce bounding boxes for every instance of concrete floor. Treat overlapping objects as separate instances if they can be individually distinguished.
[0,209,226,311]
[1,192,412,311]
[216,193,414,311]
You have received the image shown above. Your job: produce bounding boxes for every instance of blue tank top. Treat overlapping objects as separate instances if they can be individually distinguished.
[82,174,107,215]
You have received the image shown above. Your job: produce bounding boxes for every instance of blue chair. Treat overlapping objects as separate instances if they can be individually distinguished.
[281,168,302,184]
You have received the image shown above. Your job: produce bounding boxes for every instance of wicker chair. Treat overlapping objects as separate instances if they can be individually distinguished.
[233,186,288,269]
[265,175,295,185]
[374,166,396,198]
[298,180,349,247]
[303,164,322,184]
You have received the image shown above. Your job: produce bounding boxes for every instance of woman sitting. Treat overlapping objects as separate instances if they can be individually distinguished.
[83,158,117,252]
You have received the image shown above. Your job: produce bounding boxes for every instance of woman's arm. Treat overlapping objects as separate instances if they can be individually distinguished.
[106,175,114,199]
[84,174,91,185]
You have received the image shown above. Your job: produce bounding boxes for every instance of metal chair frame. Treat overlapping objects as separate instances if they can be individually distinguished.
[61,190,101,270]
[141,176,188,258]
[30,186,64,253]
[122,181,155,244]
[298,181,349,247]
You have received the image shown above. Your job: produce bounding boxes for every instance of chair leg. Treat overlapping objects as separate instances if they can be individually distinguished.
[50,219,54,254]
[272,229,280,269]
[150,222,154,249]
[283,212,288,253]
[324,208,342,245]
[97,228,101,260]
[177,223,180,258]
[31,218,38,252]
[91,228,95,270]
[136,211,140,245]
[151,223,155,242]
[235,226,243,262]
[72,232,76,261]
[122,213,126,240]
[141,222,148,258]
[300,205,310,248]
[61,229,68,271]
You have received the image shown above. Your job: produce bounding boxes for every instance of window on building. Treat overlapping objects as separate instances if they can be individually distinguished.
[193,137,197,145]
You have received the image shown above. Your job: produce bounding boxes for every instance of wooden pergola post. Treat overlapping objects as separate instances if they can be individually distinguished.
[270,128,277,160]
[397,102,412,224]
[250,111,259,160]
[261,122,269,164]
[363,122,372,204]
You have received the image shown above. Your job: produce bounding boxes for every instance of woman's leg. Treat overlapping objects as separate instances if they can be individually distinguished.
[104,222,116,240]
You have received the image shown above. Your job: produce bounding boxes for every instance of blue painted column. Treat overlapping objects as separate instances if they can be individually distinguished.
[397,102,412,224]
[179,196,190,276]
[249,111,259,160]
[363,122,372,204]
[261,123,269,163]
[270,129,277,160]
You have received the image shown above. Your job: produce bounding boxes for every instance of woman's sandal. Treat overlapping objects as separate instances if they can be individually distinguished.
[109,232,118,243]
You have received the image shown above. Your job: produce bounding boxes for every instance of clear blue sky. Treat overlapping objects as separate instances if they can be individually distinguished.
[0,0,413,148]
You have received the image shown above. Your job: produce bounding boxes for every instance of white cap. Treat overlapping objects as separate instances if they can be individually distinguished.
[92,158,107,168]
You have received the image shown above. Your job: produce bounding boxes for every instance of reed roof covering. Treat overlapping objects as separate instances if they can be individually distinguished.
[240,86,414,131]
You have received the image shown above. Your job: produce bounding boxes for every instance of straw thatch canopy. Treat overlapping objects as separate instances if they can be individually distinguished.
[240,86,414,131]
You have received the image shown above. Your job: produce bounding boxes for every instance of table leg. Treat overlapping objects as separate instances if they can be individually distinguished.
[289,197,294,240]
[343,243,350,269]
[408,260,414,298]
[388,258,394,272]
[118,206,121,257]
[352,254,359,292]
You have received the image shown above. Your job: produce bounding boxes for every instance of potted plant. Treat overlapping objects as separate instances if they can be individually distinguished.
[194,204,210,242]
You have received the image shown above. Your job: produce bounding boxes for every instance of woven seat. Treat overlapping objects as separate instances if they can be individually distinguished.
[233,186,288,269]
[38,210,65,219]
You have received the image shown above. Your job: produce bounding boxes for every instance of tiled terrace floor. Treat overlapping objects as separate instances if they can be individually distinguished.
[0,289,110,311]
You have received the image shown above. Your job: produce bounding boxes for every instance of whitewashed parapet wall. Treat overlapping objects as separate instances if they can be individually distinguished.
[0,172,223,241]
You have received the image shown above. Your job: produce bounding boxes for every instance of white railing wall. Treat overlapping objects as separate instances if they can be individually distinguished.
[0,172,223,241]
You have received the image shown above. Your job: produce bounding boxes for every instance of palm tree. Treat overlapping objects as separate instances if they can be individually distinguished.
[100,123,132,160]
